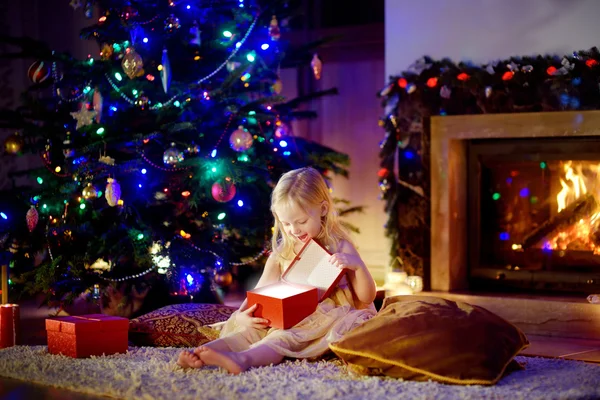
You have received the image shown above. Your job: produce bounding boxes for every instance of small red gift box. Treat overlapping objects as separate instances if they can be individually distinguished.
[247,239,345,329]
[46,314,129,358]
[0,304,20,349]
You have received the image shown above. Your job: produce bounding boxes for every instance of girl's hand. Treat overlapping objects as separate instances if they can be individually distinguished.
[328,253,362,271]
[235,304,270,329]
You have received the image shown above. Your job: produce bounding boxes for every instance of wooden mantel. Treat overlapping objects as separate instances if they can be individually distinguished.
[429,110,600,291]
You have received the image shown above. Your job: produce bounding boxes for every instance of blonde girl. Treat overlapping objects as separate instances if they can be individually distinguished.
[177,167,377,374]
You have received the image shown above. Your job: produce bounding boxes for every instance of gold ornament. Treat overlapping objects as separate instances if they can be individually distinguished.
[271,77,282,94]
[310,53,322,80]
[214,271,233,287]
[100,43,113,60]
[4,133,24,155]
[121,48,144,79]
[82,183,98,199]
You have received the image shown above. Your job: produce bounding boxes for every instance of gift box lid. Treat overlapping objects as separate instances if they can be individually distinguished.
[282,239,345,301]
[46,314,129,334]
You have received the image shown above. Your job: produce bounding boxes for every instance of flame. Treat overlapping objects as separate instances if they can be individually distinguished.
[545,161,600,253]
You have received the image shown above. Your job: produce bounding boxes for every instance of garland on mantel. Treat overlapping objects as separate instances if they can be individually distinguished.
[377,47,600,280]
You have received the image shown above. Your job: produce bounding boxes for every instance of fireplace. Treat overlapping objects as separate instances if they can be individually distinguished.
[467,137,600,294]
[430,110,600,294]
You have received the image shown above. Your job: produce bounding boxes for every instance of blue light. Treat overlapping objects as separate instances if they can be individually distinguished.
[0,212,7,220]
[186,274,194,285]
[499,232,510,241]
[237,200,244,207]
[404,150,414,159]
[186,5,191,9]
[279,140,288,148]
[109,106,117,112]
[506,177,513,184]
[143,37,148,43]
[211,149,217,158]
[141,168,147,174]
[519,188,530,197]
[283,151,291,156]
[138,184,142,188]
[261,43,269,50]
[216,260,222,266]
[235,42,241,48]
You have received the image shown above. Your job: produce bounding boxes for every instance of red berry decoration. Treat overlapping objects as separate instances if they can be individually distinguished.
[27,60,51,84]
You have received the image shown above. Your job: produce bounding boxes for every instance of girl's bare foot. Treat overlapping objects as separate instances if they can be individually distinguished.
[177,350,205,369]
[195,346,246,375]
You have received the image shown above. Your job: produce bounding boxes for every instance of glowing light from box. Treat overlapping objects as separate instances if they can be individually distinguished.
[255,283,310,298]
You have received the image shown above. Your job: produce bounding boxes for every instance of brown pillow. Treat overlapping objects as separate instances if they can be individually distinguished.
[128,303,237,347]
[329,295,529,385]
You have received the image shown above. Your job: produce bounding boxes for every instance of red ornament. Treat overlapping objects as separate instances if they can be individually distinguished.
[502,71,514,81]
[457,72,469,81]
[211,180,236,203]
[586,59,598,68]
[546,66,557,75]
[426,77,438,88]
[397,78,408,88]
[26,206,39,232]
[27,60,51,84]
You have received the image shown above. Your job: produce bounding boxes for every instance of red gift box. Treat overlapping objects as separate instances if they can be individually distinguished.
[247,239,346,329]
[46,314,129,358]
[0,304,20,349]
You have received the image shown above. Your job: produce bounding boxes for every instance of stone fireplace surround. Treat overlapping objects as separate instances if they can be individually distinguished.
[430,110,600,292]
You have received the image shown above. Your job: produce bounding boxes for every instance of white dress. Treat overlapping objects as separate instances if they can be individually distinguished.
[218,261,376,358]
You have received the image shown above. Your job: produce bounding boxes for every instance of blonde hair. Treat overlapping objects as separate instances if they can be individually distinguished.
[270,167,352,264]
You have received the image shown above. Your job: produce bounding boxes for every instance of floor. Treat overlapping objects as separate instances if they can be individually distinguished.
[1,291,600,399]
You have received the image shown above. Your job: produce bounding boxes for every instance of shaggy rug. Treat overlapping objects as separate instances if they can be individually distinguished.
[0,346,599,400]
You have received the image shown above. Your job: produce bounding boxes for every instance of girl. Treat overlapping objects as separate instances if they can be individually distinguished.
[177,167,377,374]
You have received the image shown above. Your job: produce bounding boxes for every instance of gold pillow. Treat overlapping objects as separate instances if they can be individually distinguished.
[329,295,529,385]
[129,303,236,347]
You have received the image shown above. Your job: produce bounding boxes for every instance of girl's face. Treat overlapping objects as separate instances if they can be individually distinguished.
[274,201,323,245]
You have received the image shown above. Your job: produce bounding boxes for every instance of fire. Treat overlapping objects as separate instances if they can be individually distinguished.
[545,161,600,253]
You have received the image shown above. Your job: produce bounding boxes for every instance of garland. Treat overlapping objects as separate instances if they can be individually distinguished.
[377,47,600,279]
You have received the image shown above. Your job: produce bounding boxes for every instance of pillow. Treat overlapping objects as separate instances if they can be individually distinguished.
[129,303,237,347]
[329,295,529,385]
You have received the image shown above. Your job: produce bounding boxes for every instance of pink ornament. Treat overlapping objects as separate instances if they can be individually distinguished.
[229,126,253,152]
[93,89,103,123]
[26,206,38,232]
[211,180,236,203]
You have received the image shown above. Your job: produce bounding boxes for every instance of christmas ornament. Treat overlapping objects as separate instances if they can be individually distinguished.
[226,61,241,72]
[214,270,233,287]
[135,94,149,109]
[63,132,74,158]
[229,126,253,152]
[274,122,290,138]
[189,20,201,46]
[100,43,113,60]
[211,180,236,203]
[4,133,24,155]
[26,206,38,232]
[440,85,451,99]
[69,0,82,9]
[105,177,121,207]
[82,183,98,199]
[70,106,97,129]
[310,54,322,80]
[93,88,103,123]
[27,60,51,84]
[186,143,200,154]
[160,48,171,94]
[163,143,184,166]
[268,15,281,41]
[121,48,144,79]
[271,77,282,94]
[99,153,115,165]
[164,14,180,33]
[485,86,493,98]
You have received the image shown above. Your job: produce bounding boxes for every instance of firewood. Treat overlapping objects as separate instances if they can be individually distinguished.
[522,193,598,248]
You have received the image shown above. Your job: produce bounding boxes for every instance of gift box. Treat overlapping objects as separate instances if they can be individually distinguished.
[247,239,345,329]
[46,314,129,358]
[0,304,20,349]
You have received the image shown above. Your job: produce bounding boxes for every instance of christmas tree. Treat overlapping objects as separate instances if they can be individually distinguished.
[0,0,351,316]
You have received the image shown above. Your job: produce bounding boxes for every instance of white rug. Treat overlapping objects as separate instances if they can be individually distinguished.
[1,346,599,400]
